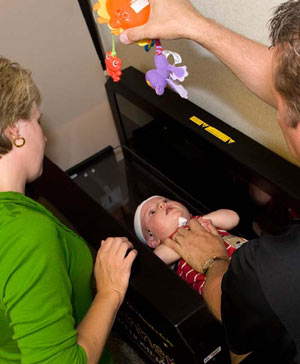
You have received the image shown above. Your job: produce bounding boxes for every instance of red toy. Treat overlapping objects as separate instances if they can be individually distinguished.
[105,51,122,82]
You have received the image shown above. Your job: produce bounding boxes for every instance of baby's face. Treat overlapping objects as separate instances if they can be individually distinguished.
[140,196,190,248]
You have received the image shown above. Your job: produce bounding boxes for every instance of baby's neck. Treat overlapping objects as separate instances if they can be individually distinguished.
[168,215,193,239]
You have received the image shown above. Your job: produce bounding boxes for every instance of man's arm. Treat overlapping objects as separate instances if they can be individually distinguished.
[188,16,277,108]
[202,259,229,321]
[121,0,278,108]
[163,221,252,364]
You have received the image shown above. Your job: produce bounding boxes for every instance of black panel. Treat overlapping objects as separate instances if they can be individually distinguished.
[30,156,230,364]
[29,66,300,364]
[105,67,300,236]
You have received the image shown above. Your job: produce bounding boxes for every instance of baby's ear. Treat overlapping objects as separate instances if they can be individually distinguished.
[147,236,161,249]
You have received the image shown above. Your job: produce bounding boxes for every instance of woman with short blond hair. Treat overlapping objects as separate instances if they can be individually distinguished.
[0,57,137,364]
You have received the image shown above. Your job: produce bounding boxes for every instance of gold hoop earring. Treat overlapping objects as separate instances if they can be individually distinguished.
[13,137,25,148]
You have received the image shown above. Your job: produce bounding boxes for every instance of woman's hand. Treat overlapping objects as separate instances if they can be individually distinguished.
[94,237,137,307]
[78,238,137,363]
[164,219,228,273]
[120,0,201,44]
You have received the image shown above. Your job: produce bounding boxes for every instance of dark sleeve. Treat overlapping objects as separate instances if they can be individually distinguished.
[221,237,296,362]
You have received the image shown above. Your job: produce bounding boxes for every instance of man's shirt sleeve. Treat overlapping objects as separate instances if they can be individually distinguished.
[221,236,295,362]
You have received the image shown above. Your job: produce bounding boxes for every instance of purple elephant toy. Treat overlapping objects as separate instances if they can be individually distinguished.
[146,52,188,98]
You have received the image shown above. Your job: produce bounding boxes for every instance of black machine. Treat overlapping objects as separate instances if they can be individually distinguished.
[31,67,300,364]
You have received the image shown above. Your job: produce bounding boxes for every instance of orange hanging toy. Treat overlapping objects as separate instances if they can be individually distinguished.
[93,0,150,42]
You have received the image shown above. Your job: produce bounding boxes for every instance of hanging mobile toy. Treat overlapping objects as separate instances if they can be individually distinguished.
[146,40,188,98]
[93,0,188,97]
[93,0,151,83]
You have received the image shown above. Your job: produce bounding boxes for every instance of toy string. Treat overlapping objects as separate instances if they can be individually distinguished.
[111,35,116,57]
[155,39,162,55]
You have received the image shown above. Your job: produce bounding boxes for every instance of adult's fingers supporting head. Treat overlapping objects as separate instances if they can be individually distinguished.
[176,227,190,236]
[189,218,207,234]
[163,237,181,254]
[172,233,182,245]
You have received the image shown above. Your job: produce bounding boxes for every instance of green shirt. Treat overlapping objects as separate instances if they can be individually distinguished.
[0,192,113,364]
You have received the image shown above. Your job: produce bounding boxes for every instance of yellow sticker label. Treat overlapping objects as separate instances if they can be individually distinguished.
[190,116,209,128]
[190,116,235,144]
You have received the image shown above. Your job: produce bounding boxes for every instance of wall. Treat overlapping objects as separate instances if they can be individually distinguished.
[95,0,300,166]
[0,0,119,170]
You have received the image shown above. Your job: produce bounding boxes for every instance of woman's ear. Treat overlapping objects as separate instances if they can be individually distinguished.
[4,122,21,141]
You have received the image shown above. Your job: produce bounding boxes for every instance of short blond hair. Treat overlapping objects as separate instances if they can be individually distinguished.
[0,57,41,155]
[269,0,300,128]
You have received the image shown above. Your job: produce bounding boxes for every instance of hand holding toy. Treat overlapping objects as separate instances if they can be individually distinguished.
[93,0,189,98]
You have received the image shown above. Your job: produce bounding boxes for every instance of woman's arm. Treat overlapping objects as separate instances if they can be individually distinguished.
[77,237,137,364]
[202,209,240,230]
[2,218,136,364]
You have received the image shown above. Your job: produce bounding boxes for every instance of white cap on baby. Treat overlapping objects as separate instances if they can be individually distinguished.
[134,196,161,244]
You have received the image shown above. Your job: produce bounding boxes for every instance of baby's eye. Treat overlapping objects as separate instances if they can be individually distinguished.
[147,229,153,237]
[163,199,168,203]
[149,210,155,216]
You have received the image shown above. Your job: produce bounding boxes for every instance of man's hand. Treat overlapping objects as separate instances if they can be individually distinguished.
[164,218,228,273]
[120,0,201,44]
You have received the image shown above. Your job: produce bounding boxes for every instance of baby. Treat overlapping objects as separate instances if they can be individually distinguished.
[134,196,247,294]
